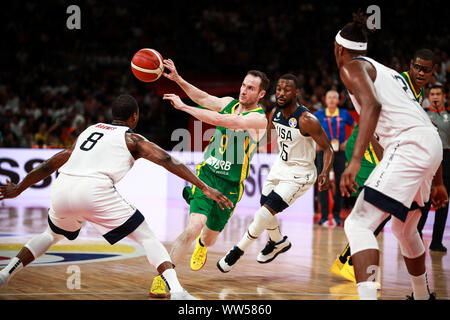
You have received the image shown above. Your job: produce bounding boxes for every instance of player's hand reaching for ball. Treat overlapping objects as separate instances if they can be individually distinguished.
[162,59,181,82]
[163,94,186,111]
[0,179,20,200]
[202,186,234,211]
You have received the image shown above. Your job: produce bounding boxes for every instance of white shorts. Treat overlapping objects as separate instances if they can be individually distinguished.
[48,173,144,244]
[261,162,317,212]
[363,127,442,222]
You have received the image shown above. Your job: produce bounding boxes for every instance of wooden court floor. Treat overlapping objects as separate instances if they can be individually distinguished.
[0,207,449,301]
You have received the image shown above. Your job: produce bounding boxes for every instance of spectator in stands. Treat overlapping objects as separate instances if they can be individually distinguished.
[314,90,355,227]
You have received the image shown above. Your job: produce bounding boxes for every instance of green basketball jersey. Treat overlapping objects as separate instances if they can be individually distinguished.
[345,124,380,196]
[203,99,266,184]
[401,71,425,105]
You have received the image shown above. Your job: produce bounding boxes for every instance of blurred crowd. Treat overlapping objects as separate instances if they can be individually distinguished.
[1,0,449,150]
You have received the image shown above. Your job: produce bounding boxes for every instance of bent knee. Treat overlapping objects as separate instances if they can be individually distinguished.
[183,225,203,243]
[344,215,378,255]
[201,235,217,247]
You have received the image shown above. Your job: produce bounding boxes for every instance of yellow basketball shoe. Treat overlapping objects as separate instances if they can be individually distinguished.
[149,275,169,298]
[330,255,345,278]
[190,235,208,271]
[340,258,356,283]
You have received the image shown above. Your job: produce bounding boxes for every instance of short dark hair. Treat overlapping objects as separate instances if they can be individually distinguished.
[247,70,270,91]
[413,48,436,65]
[112,94,139,121]
[279,74,298,88]
[339,10,369,53]
[429,84,445,94]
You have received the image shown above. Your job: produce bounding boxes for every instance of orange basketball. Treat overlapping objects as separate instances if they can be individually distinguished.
[130,48,164,82]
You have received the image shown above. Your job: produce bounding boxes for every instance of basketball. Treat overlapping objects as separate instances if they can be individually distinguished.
[130,48,164,82]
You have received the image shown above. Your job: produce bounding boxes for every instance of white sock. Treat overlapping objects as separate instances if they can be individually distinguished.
[237,229,257,252]
[1,229,62,282]
[266,216,283,243]
[161,268,183,293]
[1,257,23,280]
[410,272,430,300]
[237,206,275,251]
[357,281,378,300]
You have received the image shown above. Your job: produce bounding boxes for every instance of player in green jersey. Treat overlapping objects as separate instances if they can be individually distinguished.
[151,59,269,297]
[330,48,438,285]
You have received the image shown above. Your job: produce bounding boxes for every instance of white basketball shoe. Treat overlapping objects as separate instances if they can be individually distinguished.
[257,236,291,263]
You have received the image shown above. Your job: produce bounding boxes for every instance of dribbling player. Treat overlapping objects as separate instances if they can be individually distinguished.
[217,74,334,272]
[335,14,448,299]
[0,95,233,300]
[150,59,269,297]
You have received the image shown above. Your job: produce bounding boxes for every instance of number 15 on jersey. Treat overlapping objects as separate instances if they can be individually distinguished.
[280,142,288,161]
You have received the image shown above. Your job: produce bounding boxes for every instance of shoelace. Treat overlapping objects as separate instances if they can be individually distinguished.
[225,247,243,264]
[261,240,276,255]
[193,246,207,264]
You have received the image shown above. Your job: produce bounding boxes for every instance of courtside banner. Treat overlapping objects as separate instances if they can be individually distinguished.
[0,148,314,217]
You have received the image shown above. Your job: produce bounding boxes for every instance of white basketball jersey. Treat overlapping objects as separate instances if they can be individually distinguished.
[59,123,135,184]
[348,56,435,148]
[272,105,316,171]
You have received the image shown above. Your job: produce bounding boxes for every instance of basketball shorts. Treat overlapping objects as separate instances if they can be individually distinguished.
[363,127,443,222]
[184,164,243,232]
[261,163,317,213]
[48,173,144,244]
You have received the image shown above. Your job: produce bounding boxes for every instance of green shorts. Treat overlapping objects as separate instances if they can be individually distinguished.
[353,164,376,197]
[183,164,244,232]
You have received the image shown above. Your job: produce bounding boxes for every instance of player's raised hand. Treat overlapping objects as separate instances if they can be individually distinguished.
[162,59,180,82]
[163,94,187,111]
[202,186,234,211]
[0,179,20,200]
[340,161,360,197]
[430,185,449,209]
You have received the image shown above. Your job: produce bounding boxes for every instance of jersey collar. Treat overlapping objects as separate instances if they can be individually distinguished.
[325,107,339,117]
[428,106,445,113]
[402,72,421,99]
[233,103,263,115]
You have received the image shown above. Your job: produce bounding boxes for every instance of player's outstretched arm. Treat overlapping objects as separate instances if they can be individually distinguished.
[129,133,233,210]
[299,112,334,191]
[163,93,267,130]
[162,59,233,112]
[0,145,75,200]
[339,60,381,197]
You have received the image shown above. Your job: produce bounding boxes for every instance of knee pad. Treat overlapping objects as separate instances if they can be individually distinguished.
[24,227,63,259]
[391,211,424,259]
[129,222,158,245]
[344,214,379,255]
[130,222,171,268]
